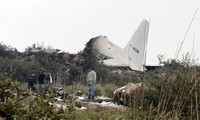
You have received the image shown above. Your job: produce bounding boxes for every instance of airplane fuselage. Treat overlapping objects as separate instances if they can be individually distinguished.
[91,36,129,67]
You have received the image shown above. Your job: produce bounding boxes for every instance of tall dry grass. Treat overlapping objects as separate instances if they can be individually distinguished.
[139,61,200,119]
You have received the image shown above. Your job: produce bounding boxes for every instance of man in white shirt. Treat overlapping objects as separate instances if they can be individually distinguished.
[86,67,96,99]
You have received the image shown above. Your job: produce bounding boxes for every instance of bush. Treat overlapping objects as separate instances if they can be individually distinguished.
[103,84,118,98]
[0,78,70,119]
[94,84,104,96]
[142,61,200,119]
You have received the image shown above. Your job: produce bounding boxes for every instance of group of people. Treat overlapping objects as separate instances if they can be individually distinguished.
[27,67,97,99]
[26,71,53,95]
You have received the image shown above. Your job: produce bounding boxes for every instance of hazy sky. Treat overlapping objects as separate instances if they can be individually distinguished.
[0,0,199,64]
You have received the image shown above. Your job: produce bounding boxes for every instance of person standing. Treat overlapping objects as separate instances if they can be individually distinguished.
[38,71,46,95]
[49,73,53,84]
[46,73,53,84]
[86,67,96,99]
[27,72,36,91]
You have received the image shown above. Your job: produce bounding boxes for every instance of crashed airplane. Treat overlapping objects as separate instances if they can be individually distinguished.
[87,19,150,71]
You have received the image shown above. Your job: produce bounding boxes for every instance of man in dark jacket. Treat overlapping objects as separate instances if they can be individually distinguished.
[38,71,46,95]
[27,73,36,91]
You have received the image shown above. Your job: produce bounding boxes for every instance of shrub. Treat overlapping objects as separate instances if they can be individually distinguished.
[103,84,118,98]
[94,84,104,96]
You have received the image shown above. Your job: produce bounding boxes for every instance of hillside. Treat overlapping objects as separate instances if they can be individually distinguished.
[1,42,200,119]
[0,41,141,85]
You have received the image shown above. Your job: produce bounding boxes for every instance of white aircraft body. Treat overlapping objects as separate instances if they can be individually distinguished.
[88,19,150,71]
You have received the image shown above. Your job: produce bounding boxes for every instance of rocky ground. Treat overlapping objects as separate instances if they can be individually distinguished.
[51,82,142,112]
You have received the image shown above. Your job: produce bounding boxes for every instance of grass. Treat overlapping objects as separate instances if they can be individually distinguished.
[1,61,200,119]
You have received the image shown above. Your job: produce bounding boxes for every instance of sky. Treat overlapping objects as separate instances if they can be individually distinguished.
[0,0,200,64]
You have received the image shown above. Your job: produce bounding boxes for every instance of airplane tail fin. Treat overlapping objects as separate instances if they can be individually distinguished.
[124,19,149,71]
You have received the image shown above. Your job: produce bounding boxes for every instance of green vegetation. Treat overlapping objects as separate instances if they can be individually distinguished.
[0,42,200,119]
